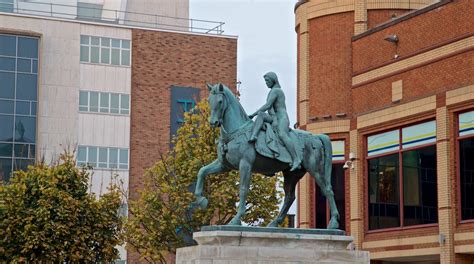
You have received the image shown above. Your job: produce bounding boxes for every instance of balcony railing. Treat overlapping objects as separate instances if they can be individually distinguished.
[0,1,225,35]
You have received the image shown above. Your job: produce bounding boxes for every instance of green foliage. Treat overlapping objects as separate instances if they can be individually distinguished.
[0,154,123,263]
[125,100,282,263]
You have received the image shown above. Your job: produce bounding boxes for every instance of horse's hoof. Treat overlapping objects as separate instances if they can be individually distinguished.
[327,217,339,230]
[195,196,208,210]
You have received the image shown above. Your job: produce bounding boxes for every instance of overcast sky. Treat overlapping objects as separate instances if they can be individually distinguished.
[190,0,298,126]
[190,0,298,215]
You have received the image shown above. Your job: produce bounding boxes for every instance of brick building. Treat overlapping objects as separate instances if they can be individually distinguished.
[295,0,473,263]
[0,1,236,262]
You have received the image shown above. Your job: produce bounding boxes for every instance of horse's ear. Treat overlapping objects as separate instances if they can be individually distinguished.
[206,83,213,91]
[218,83,224,92]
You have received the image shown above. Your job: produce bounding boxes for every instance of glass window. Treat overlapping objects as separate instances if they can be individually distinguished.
[77,146,87,166]
[100,92,109,113]
[460,138,474,220]
[80,35,90,45]
[17,37,38,59]
[98,147,108,168]
[14,158,33,172]
[0,35,16,56]
[29,145,35,159]
[17,58,31,73]
[0,56,15,71]
[402,121,436,149]
[109,148,118,168]
[110,94,119,113]
[16,73,37,101]
[80,46,89,62]
[14,144,29,158]
[402,146,437,226]
[122,40,130,49]
[91,36,100,46]
[368,129,399,157]
[112,39,121,48]
[0,99,14,114]
[101,47,110,64]
[0,115,14,141]
[0,143,13,157]
[15,116,36,143]
[15,101,30,115]
[0,158,13,182]
[0,72,15,99]
[120,94,129,114]
[121,50,130,66]
[87,147,97,167]
[369,154,400,230]
[119,148,128,169]
[79,91,88,111]
[91,46,100,63]
[459,111,474,137]
[31,102,36,116]
[32,60,38,74]
[101,37,110,47]
[331,140,344,161]
[111,49,120,65]
[89,92,99,112]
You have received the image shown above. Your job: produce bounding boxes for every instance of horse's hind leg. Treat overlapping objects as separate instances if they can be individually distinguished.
[268,171,305,227]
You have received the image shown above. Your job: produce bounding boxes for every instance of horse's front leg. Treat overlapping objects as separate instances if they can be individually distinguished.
[194,159,228,209]
[228,159,252,226]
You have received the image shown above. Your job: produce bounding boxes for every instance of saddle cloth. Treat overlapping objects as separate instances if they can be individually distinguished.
[253,123,305,165]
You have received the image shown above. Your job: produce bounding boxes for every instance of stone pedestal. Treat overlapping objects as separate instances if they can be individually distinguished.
[176,226,370,264]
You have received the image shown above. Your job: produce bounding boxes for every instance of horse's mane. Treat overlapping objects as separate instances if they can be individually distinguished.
[221,84,250,122]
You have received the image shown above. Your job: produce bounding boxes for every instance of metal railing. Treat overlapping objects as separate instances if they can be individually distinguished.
[0,1,225,35]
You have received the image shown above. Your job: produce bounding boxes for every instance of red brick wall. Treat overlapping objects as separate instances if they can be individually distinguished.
[352,50,474,115]
[128,29,237,263]
[308,12,354,119]
[353,0,473,73]
[367,9,409,29]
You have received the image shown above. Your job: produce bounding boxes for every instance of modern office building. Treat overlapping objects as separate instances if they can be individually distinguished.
[295,0,473,263]
[0,1,237,262]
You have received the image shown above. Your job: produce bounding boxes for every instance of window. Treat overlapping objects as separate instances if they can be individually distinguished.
[80,35,131,66]
[77,146,129,170]
[315,140,346,230]
[0,34,38,182]
[0,0,14,13]
[79,91,130,115]
[459,110,474,221]
[170,86,200,139]
[368,121,438,230]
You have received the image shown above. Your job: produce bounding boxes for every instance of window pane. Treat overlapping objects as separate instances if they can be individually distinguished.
[460,138,474,220]
[14,159,33,172]
[101,47,110,64]
[112,39,120,48]
[110,93,119,113]
[0,158,13,182]
[331,140,344,161]
[402,121,436,149]
[32,60,38,74]
[368,154,400,230]
[109,148,118,168]
[111,49,120,65]
[368,130,399,157]
[91,36,100,46]
[79,91,88,109]
[15,116,36,143]
[101,37,110,47]
[17,37,38,59]
[17,58,31,73]
[14,144,29,158]
[0,35,16,56]
[31,102,36,116]
[0,56,15,71]
[100,93,109,113]
[77,146,87,162]
[0,72,15,99]
[87,147,97,167]
[15,101,30,115]
[91,46,100,63]
[16,73,37,101]
[121,40,130,49]
[98,147,108,168]
[89,92,98,112]
[120,94,129,114]
[80,35,89,45]
[0,143,13,157]
[403,146,437,226]
[29,145,35,159]
[119,148,128,164]
[0,115,14,141]
[121,50,130,66]
[0,99,14,114]
[459,111,474,137]
[80,46,89,62]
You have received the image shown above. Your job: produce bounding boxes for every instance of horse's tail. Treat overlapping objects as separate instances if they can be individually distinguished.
[317,134,333,187]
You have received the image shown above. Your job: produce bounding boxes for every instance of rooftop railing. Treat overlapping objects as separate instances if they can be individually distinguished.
[0,1,225,35]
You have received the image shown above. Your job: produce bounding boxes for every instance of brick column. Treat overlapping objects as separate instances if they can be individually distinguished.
[349,129,364,249]
[354,0,367,35]
[437,106,455,263]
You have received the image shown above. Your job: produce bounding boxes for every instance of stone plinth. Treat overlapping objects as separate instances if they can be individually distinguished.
[176,226,370,264]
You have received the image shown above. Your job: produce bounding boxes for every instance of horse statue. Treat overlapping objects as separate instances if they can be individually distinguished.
[193,83,340,229]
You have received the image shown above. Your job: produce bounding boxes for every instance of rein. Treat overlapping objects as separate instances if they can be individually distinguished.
[220,120,253,145]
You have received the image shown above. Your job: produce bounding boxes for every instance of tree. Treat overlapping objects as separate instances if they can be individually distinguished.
[125,100,282,263]
[0,154,123,263]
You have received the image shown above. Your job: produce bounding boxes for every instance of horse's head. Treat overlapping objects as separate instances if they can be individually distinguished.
[207,83,227,128]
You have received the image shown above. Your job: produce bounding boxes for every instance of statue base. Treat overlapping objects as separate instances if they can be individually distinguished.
[176,226,370,264]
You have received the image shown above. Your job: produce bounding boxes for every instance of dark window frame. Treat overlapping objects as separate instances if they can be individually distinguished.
[456,109,474,223]
[365,120,439,233]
